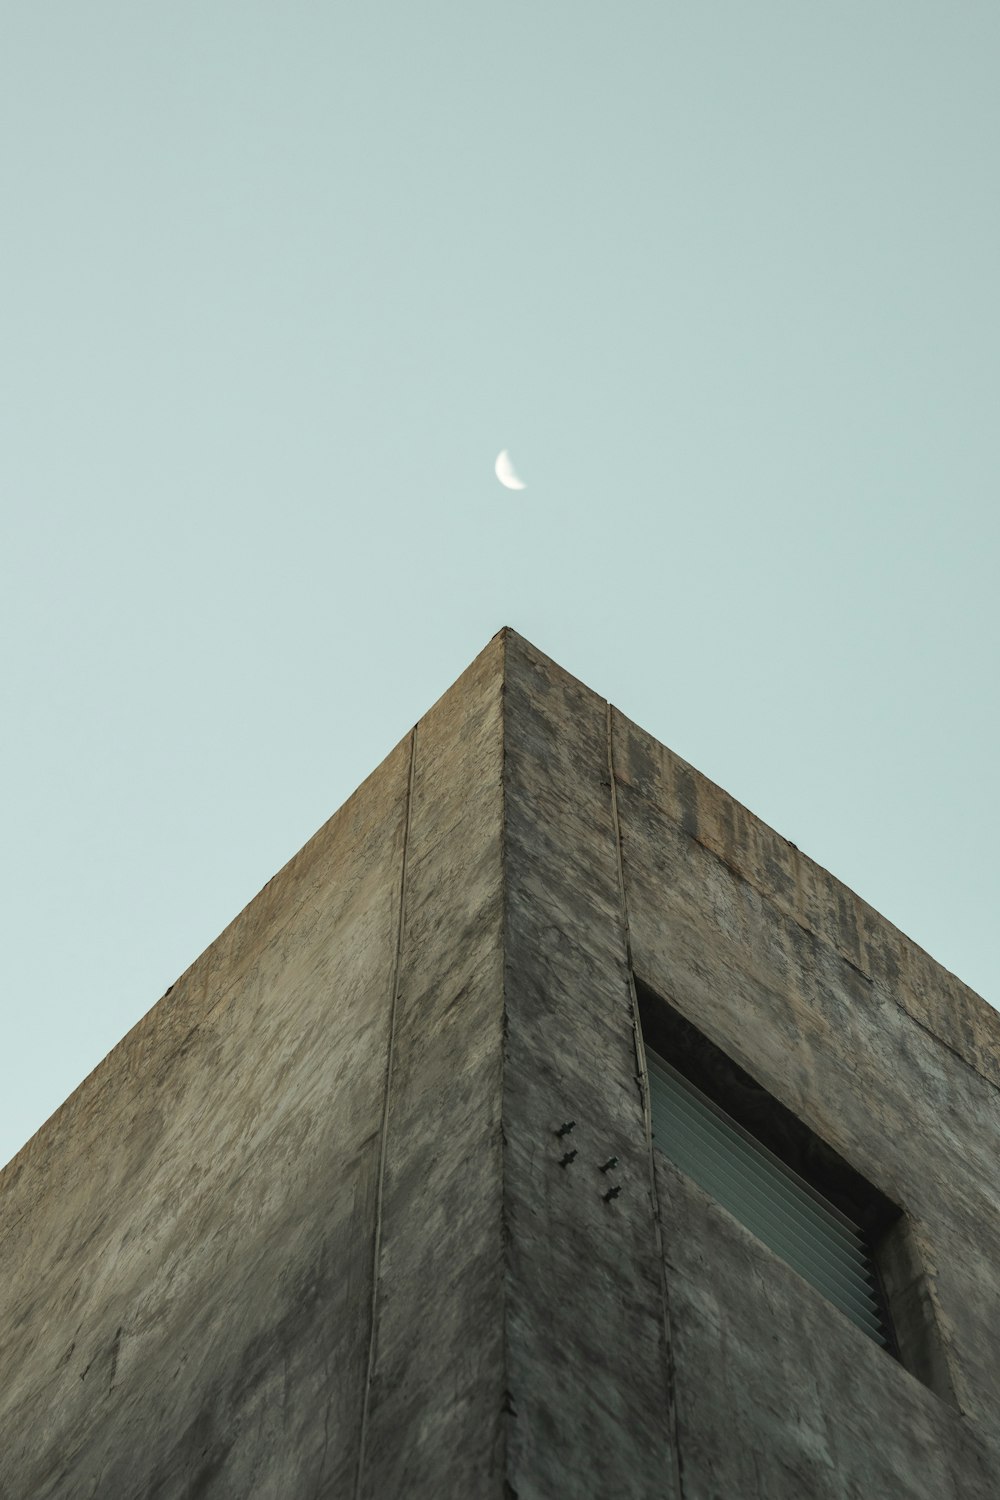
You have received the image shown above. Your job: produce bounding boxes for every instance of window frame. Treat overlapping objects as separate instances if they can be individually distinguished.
[636,980,955,1392]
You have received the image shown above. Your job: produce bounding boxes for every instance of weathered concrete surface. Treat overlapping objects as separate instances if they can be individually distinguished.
[0,638,508,1499]
[3,628,999,1498]
[613,704,1000,1494]
[1,725,412,1497]
[502,633,679,1500]
[611,715,1000,1093]
[359,637,506,1497]
[658,1158,997,1499]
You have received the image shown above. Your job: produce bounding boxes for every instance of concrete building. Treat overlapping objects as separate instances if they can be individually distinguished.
[2,628,998,1498]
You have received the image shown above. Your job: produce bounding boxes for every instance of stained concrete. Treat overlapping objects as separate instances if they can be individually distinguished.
[612,705,1000,1456]
[1,728,409,1497]
[358,639,506,1497]
[2,629,998,1498]
[503,633,679,1500]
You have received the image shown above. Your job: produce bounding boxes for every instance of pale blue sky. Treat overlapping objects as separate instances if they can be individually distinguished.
[2,3,998,1166]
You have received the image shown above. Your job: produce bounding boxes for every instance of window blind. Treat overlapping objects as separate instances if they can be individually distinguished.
[645,1046,890,1348]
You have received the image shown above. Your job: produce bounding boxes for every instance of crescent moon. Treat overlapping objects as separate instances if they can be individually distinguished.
[495,449,526,491]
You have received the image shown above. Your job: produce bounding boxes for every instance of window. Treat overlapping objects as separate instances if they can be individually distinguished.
[638,983,900,1356]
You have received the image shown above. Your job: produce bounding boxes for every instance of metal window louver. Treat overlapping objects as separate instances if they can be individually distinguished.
[645,1046,891,1348]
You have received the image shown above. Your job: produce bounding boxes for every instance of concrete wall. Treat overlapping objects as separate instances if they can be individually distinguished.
[611,700,1000,1497]
[0,638,506,1498]
[4,628,998,1498]
[502,634,679,1500]
[498,631,999,1499]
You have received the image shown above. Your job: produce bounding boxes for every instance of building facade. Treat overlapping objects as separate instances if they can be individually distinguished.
[2,629,998,1497]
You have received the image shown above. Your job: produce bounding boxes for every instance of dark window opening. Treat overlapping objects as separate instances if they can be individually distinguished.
[637,982,954,1399]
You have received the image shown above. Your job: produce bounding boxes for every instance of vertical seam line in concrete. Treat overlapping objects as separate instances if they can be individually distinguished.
[499,632,512,1495]
[606,702,685,1500]
[354,723,417,1500]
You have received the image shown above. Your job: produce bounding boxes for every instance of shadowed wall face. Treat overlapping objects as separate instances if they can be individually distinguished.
[502,632,1000,1498]
[611,702,1000,1494]
[501,635,680,1499]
